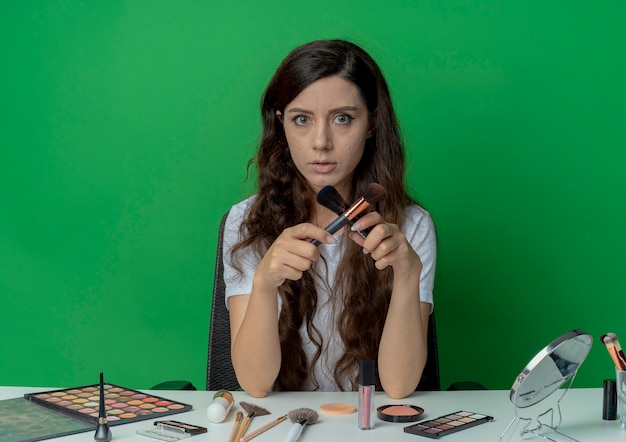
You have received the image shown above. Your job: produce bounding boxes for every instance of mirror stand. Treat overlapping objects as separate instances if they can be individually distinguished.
[500,363,581,442]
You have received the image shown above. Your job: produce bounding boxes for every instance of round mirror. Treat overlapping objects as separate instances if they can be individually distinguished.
[510,330,593,408]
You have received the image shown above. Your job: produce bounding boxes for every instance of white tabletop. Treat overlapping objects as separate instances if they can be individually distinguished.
[1,386,625,441]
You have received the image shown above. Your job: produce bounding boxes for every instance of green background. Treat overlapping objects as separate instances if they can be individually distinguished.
[1,1,625,392]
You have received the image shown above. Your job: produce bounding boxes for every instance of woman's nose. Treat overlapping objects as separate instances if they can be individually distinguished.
[312,121,332,150]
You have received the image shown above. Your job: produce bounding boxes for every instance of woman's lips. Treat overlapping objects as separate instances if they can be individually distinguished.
[311,162,336,173]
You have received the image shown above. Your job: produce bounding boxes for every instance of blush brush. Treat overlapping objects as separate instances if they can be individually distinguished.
[311,183,387,245]
[284,407,319,442]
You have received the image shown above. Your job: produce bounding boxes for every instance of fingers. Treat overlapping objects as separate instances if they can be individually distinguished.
[256,223,332,289]
[349,213,421,274]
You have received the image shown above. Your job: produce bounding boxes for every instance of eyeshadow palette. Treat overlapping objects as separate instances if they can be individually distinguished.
[24,383,192,427]
[403,410,493,438]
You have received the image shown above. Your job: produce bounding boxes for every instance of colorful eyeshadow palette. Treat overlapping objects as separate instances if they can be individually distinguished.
[24,383,192,427]
[403,410,493,438]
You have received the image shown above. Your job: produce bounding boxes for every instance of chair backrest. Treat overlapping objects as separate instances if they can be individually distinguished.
[206,211,440,391]
[206,210,240,391]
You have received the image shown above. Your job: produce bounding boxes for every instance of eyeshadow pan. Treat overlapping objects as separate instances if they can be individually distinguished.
[404,410,493,439]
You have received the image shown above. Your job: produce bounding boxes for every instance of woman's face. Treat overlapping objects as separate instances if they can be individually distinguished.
[280,76,373,199]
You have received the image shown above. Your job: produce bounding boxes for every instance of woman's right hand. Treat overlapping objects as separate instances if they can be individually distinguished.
[253,223,333,290]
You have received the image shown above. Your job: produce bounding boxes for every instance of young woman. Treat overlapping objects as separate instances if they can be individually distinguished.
[224,39,436,399]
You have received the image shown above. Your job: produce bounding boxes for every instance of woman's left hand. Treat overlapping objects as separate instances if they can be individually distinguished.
[348,212,422,277]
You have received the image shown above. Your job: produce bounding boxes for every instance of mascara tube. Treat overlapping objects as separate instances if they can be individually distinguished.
[358,359,375,430]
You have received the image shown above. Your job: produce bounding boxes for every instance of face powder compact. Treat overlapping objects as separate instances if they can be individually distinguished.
[377,404,424,423]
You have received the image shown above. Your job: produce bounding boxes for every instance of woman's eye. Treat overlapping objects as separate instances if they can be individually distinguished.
[294,115,310,126]
[334,114,353,125]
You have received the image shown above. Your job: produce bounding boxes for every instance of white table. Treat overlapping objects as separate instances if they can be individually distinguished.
[1,386,625,441]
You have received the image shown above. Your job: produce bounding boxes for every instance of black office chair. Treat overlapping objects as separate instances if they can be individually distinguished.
[206,211,442,392]
[206,210,239,391]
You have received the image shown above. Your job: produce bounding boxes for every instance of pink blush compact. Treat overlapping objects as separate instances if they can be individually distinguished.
[377,404,424,423]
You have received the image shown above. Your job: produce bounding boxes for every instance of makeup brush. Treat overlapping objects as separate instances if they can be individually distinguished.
[601,333,626,370]
[227,411,243,442]
[94,372,112,441]
[233,402,271,441]
[284,408,319,442]
[316,186,371,240]
[240,414,288,442]
[604,333,626,370]
[311,183,387,245]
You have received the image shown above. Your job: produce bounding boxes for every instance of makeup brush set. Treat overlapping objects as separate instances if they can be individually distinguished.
[225,402,318,442]
[600,332,626,425]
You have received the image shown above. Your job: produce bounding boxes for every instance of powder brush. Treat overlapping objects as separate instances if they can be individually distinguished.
[234,401,271,441]
[284,407,319,442]
[311,183,387,245]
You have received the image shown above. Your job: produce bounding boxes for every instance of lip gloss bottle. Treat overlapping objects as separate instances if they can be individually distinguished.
[358,359,375,430]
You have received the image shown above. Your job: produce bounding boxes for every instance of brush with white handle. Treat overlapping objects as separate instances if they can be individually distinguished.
[284,407,318,442]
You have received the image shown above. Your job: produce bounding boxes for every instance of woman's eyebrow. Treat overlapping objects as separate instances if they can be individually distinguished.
[286,105,359,115]
[287,107,313,114]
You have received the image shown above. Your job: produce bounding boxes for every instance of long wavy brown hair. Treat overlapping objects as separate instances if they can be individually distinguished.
[230,39,414,391]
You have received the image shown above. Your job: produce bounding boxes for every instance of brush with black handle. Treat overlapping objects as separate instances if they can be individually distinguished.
[311,183,387,245]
